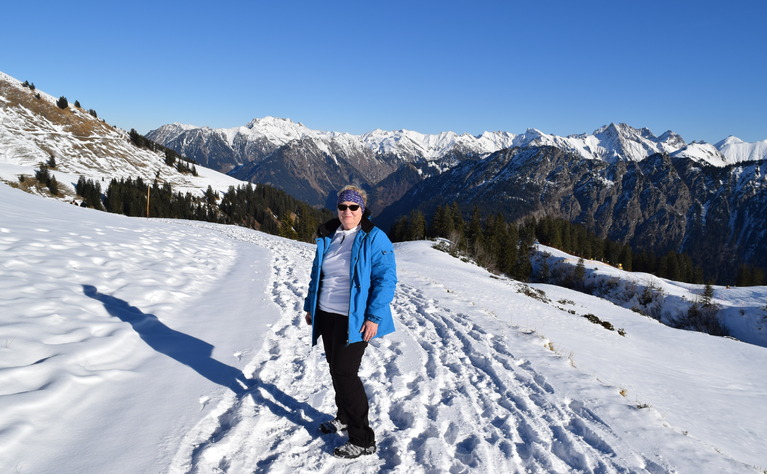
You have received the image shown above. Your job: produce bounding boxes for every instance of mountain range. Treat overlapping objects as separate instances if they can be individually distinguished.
[3,69,767,283]
[148,116,766,171]
[146,118,767,283]
[146,117,767,213]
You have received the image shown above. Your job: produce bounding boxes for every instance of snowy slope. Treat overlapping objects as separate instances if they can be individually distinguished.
[716,136,767,164]
[671,142,730,166]
[1,183,765,473]
[533,247,767,348]
[0,71,246,199]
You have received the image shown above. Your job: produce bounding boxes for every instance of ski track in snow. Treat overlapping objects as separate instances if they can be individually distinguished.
[166,224,670,474]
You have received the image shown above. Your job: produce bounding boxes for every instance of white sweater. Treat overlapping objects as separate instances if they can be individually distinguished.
[318,226,360,316]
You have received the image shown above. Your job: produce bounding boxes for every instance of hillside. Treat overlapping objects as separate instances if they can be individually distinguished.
[0,72,245,200]
[1,183,765,473]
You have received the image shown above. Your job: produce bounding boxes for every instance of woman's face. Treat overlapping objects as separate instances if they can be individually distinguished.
[338,201,363,230]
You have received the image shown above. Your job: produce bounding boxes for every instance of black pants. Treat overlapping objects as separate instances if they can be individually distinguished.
[316,309,375,448]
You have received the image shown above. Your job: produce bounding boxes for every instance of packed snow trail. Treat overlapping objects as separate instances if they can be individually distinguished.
[168,224,676,473]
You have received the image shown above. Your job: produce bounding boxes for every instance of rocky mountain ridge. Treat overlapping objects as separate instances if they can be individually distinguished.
[149,117,765,172]
[379,146,767,283]
[147,117,767,212]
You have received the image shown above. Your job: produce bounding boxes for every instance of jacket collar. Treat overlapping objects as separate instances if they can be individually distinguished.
[318,216,374,238]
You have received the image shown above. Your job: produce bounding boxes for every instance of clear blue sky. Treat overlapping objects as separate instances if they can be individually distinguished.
[3,0,765,143]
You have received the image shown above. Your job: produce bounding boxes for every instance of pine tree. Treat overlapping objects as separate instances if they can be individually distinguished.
[205,186,217,206]
[165,150,176,166]
[279,213,298,240]
[35,163,50,184]
[466,206,483,254]
[390,216,409,242]
[56,96,68,109]
[406,210,427,241]
[429,205,453,239]
[574,257,586,289]
[701,283,714,307]
[619,244,633,271]
[449,202,465,244]
[47,175,59,195]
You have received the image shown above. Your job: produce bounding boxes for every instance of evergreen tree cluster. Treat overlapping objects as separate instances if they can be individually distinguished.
[632,250,703,284]
[20,80,97,115]
[219,184,333,242]
[390,208,729,286]
[20,79,43,100]
[736,264,766,286]
[534,218,633,269]
[390,204,535,281]
[103,177,216,221]
[74,176,332,244]
[533,217,710,284]
[34,163,59,195]
[75,177,104,210]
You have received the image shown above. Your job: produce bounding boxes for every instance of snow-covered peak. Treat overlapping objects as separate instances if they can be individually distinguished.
[356,127,516,160]
[657,130,687,150]
[587,122,682,162]
[233,116,321,145]
[502,123,687,164]
[715,136,767,164]
[148,114,766,168]
[144,122,201,144]
[671,142,730,167]
[717,136,745,147]
[246,116,303,128]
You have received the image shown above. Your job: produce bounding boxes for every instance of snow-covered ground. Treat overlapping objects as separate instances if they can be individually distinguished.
[1,182,766,473]
[532,248,767,348]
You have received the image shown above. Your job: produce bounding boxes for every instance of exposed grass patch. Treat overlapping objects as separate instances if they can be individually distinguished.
[581,313,625,336]
[518,284,550,303]
[1,77,113,141]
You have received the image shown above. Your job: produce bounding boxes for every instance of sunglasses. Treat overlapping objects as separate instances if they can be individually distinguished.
[337,204,361,211]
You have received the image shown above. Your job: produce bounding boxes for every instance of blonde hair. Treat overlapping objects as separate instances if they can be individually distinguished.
[338,185,367,205]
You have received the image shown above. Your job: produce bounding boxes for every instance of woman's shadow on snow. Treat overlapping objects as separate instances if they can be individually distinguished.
[83,284,252,394]
[82,285,325,437]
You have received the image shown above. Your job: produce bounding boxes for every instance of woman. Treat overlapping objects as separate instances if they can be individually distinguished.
[303,185,397,459]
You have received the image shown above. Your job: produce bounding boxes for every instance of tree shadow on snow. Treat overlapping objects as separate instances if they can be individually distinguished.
[83,284,252,395]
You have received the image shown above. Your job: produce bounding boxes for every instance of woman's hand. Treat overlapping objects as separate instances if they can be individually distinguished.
[304,311,312,326]
[360,320,379,342]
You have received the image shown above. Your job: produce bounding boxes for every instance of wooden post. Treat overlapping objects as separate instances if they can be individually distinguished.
[146,185,151,217]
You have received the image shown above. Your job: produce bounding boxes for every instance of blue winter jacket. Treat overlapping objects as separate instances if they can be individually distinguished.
[304,217,397,346]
